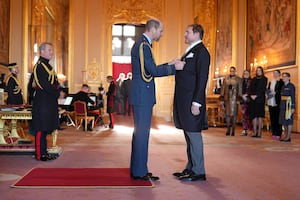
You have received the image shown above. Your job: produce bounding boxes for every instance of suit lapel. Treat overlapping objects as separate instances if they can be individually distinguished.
[181,43,202,61]
[180,48,193,61]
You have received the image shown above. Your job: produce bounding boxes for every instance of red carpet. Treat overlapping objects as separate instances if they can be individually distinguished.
[11,168,154,188]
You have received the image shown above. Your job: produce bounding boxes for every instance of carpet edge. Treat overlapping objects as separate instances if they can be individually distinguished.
[10,167,37,188]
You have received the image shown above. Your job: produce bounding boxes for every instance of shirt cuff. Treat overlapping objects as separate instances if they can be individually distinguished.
[192,102,202,107]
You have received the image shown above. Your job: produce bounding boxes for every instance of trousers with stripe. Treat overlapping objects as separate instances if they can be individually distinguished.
[35,131,48,159]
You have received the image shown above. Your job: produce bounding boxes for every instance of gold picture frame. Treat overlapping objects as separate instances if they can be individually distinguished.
[246,0,296,71]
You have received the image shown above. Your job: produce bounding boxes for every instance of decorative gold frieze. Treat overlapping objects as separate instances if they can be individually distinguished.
[106,0,163,24]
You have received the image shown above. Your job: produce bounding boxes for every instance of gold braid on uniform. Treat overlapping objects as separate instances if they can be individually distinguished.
[6,75,21,94]
[139,42,154,83]
[33,61,56,89]
[285,96,292,120]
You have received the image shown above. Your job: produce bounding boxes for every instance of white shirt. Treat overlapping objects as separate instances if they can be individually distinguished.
[267,79,277,106]
[185,40,202,53]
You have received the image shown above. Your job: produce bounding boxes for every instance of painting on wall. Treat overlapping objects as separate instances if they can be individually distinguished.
[247,0,296,72]
[215,0,232,78]
[0,0,10,65]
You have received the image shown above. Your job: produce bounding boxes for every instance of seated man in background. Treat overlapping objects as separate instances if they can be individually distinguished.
[71,84,98,131]
[57,88,69,128]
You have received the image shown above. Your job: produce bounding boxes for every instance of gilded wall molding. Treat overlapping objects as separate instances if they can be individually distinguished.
[194,0,216,51]
[106,0,163,24]
[86,58,101,83]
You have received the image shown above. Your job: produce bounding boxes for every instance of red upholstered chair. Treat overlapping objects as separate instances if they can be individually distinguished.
[88,108,103,126]
[73,101,94,131]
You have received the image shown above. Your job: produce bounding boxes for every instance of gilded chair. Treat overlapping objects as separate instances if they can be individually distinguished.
[73,101,94,131]
[88,108,103,126]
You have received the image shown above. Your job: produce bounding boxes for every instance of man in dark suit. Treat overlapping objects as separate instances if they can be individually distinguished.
[71,84,97,131]
[129,18,185,181]
[173,24,210,181]
[121,72,132,116]
[71,84,95,111]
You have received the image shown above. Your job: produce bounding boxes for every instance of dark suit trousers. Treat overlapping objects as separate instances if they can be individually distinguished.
[269,106,282,136]
[184,131,206,175]
[130,105,153,176]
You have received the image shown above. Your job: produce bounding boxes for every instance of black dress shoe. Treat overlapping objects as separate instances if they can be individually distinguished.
[39,155,48,161]
[133,173,159,181]
[39,154,55,161]
[44,154,58,160]
[173,169,191,178]
[251,134,261,138]
[280,138,291,142]
[179,172,206,181]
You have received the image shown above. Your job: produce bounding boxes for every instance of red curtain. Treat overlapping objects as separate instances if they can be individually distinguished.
[112,62,132,81]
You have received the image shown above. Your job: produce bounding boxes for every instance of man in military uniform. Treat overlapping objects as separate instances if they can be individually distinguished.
[129,19,185,181]
[32,42,60,161]
[4,63,24,105]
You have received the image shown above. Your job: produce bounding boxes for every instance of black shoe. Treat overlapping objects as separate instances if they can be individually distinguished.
[173,169,191,178]
[280,138,291,142]
[39,155,48,161]
[46,154,57,160]
[179,172,206,181]
[132,173,159,181]
[39,154,57,161]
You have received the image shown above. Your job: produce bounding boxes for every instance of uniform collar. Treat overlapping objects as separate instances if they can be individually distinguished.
[143,33,152,46]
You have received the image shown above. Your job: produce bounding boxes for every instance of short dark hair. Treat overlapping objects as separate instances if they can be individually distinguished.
[106,75,114,81]
[98,86,104,91]
[230,66,236,71]
[274,69,281,74]
[145,19,161,31]
[82,84,89,88]
[188,24,204,39]
[282,72,290,77]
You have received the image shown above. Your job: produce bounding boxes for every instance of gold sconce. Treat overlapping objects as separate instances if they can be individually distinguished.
[250,55,268,74]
